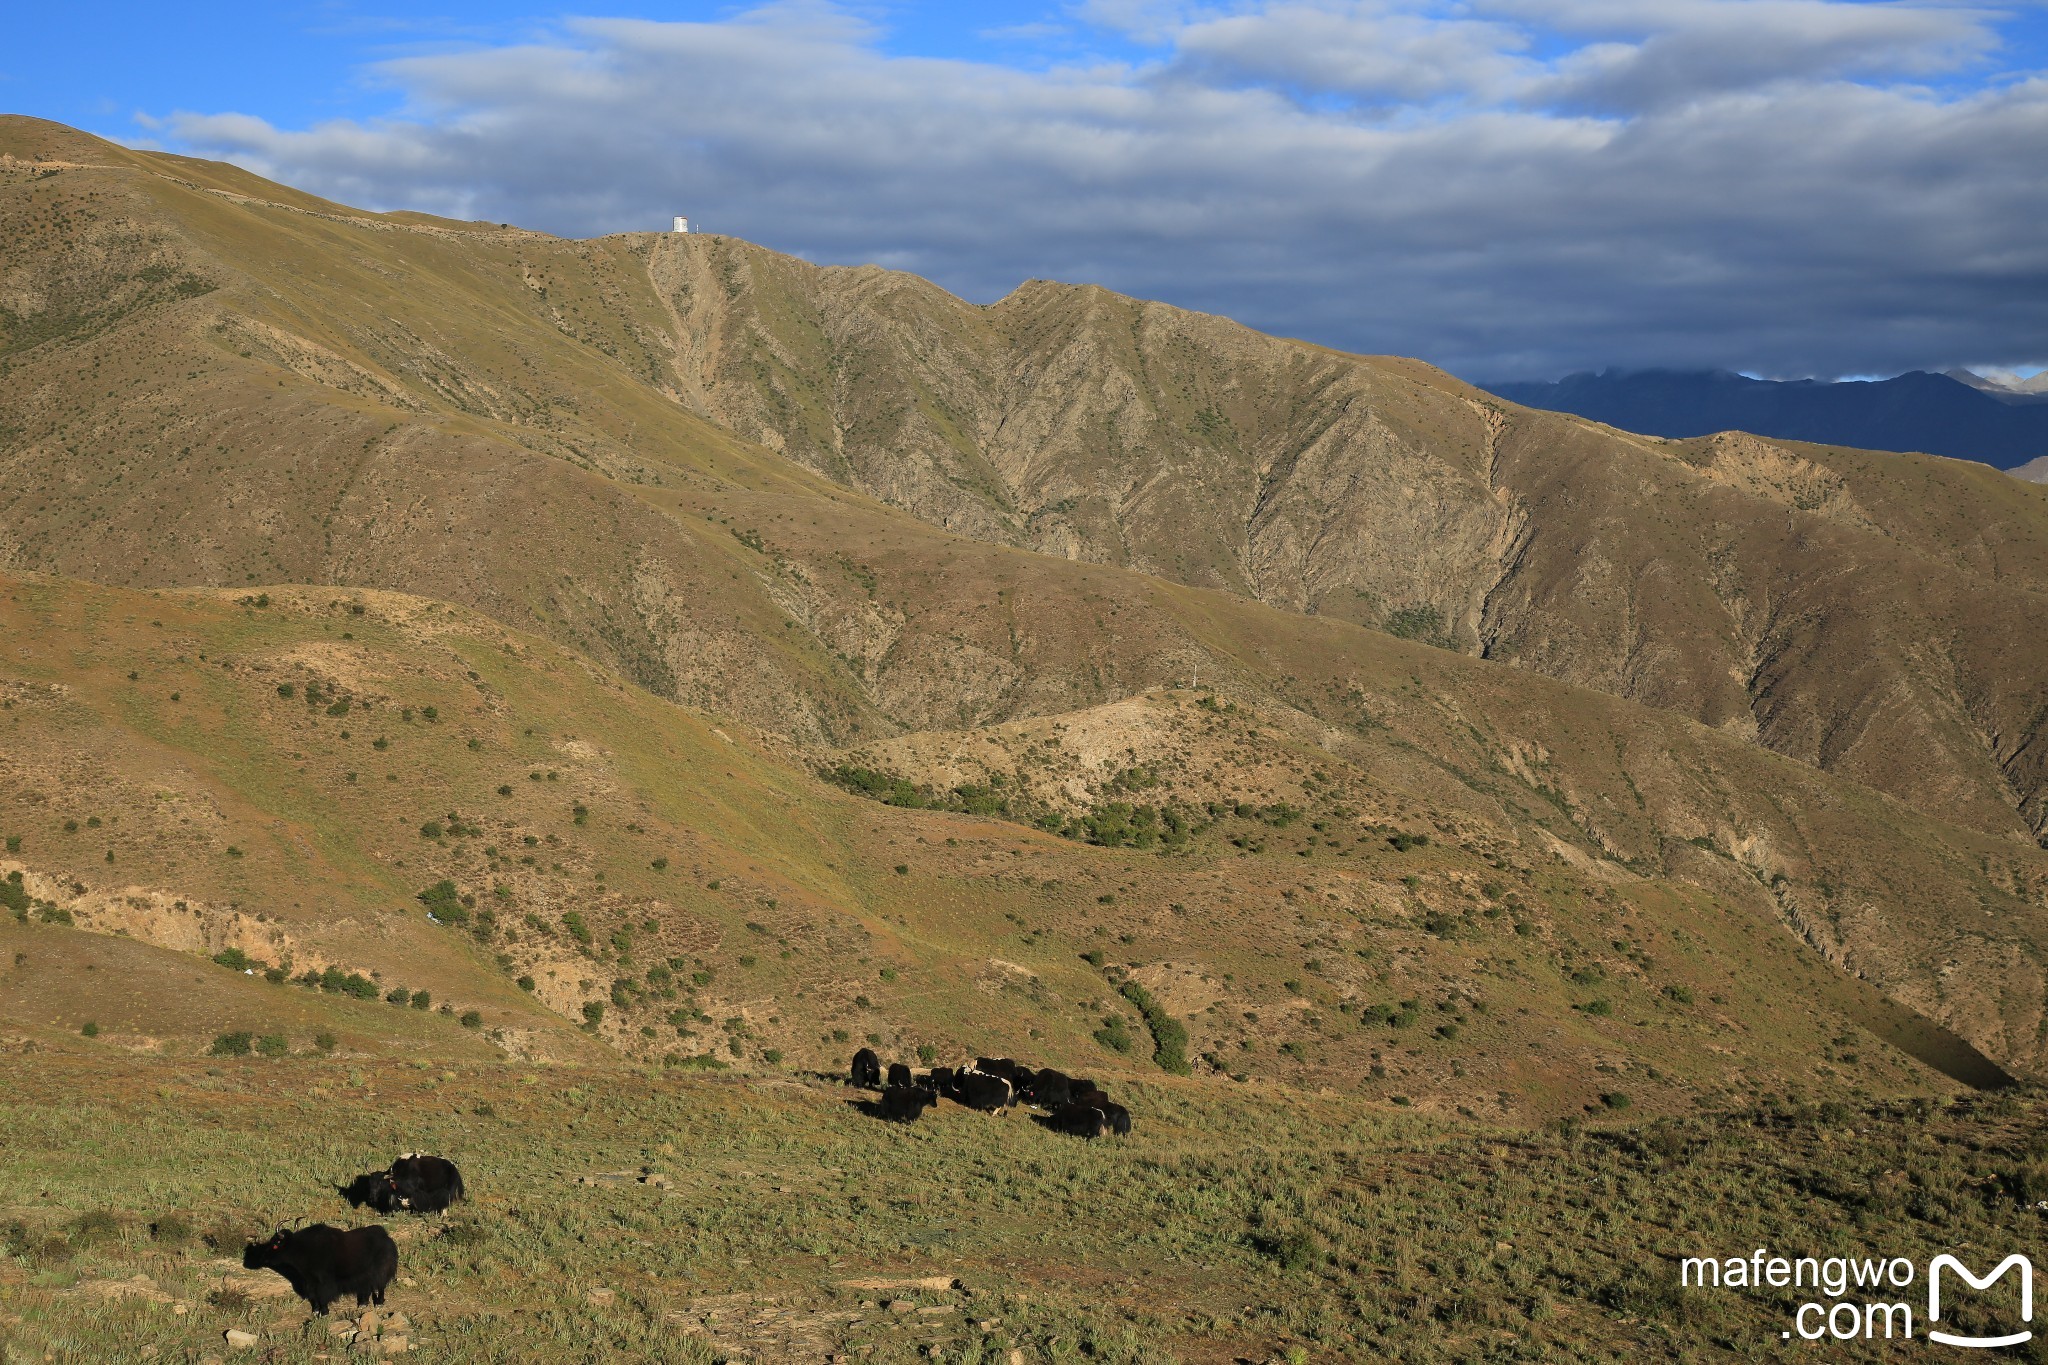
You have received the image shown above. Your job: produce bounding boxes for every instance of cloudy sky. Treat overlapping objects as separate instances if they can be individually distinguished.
[12,1,2048,380]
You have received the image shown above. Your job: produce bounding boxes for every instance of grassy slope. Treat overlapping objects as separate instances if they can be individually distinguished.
[2,1054,2044,1363]
[3,570,2034,1109]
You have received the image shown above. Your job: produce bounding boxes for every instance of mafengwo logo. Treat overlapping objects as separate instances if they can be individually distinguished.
[1681,1249,2032,1346]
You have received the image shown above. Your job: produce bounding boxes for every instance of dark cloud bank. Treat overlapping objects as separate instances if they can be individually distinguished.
[154,1,2048,380]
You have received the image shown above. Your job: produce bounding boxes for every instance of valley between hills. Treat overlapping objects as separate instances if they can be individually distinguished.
[4,115,2048,1363]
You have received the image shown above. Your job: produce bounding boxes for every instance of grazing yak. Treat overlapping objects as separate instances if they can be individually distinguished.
[1049,1102,1108,1138]
[338,1172,389,1210]
[927,1065,955,1092]
[243,1224,397,1315]
[849,1047,882,1089]
[878,1084,938,1123]
[955,1070,1013,1113]
[885,1061,914,1090]
[339,1153,464,1214]
[1072,1085,1112,1112]
[386,1153,465,1212]
[1026,1068,1074,1108]
[1099,1101,1133,1136]
[974,1056,1018,1080]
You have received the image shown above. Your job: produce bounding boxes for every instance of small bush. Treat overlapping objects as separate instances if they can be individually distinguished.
[212,947,252,971]
[69,1210,122,1246]
[1601,1091,1632,1110]
[149,1214,194,1247]
[516,975,535,992]
[582,1001,605,1027]
[1095,1015,1136,1054]
[460,1010,484,1029]
[80,1021,99,1038]
[255,1034,288,1057]
[762,1048,784,1064]
[562,912,593,946]
[410,990,431,1011]
[313,1032,337,1052]
[386,987,411,1005]
[209,1031,254,1057]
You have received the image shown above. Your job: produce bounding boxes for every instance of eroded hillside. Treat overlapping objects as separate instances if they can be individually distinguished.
[3,116,2047,850]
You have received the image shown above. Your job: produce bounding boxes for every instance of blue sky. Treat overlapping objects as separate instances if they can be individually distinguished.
[10,2,2048,380]
[8,3,1165,129]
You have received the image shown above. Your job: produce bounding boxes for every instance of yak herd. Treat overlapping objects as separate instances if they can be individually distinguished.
[850,1047,1134,1139]
[236,1053,1133,1320]
[237,1153,465,1316]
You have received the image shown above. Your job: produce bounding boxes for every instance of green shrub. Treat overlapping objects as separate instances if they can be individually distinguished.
[916,1043,937,1065]
[3,835,19,853]
[562,912,593,946]
[1601,1091,1632,1110]
[516,975,535,992]
[460,1010,483,1029]
[80,1021,99,1038]
[209,1031,253,1057]
[1118,980,1191,1074]
[314,1032,337,1052]
[418,880,467,925]
[410,990,431,1011]
[386,987,411,1005]
[1582,999,1614,1017]
[582,1001,605,1028]
[1094,1015,1135,1053]
[762,1049,784,1064]
[255,1034,288,1057]
[212,947,251,971]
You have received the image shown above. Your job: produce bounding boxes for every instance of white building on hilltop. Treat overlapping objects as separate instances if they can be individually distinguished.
[672,215,691,234]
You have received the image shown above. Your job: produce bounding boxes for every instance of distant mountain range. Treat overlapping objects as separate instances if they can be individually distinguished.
[1480,367,2048,474]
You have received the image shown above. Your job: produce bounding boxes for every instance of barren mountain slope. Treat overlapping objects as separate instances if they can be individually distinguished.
[4,117,2047,848]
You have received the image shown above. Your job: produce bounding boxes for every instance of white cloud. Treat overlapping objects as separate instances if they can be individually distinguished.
[154,1,2048,379]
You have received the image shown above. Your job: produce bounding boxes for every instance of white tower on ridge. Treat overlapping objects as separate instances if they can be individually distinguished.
[672,215,691,234]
